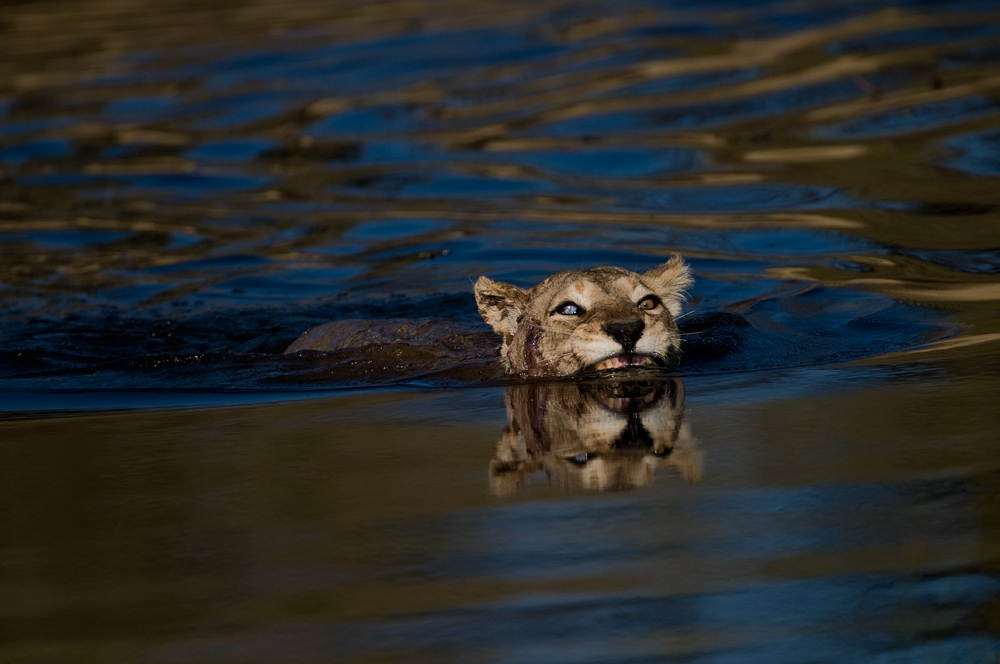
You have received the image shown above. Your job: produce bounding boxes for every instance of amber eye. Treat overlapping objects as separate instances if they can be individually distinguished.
[638,295,661,311]
[553,301,584,316]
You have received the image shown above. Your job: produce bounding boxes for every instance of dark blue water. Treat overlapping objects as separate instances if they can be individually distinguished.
[7,0,998,403]
[0,218,950,396]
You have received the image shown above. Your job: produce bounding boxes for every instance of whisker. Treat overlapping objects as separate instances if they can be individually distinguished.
[527,323,573,336]
[542,350,575,363]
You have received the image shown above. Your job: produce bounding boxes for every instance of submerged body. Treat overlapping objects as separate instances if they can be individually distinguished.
[474,254,693,376]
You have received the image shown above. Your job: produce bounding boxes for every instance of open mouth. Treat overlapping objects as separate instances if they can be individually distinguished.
[589,354,660,372]
[587,378,664,413]
[601,388,660,413]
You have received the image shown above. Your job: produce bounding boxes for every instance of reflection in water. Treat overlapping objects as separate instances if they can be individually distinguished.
[491,378,700,494]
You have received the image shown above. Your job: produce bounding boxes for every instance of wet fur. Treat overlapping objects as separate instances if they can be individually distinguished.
[475,254,693,376]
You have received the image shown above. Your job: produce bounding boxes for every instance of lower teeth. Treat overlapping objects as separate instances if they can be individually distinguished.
[594,356,654,371]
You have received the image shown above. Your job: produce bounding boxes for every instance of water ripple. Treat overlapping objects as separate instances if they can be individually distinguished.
[1,0,999,391]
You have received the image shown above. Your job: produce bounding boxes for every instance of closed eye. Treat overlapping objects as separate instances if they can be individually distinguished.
[637,295,661,311]
[552,301,585,316]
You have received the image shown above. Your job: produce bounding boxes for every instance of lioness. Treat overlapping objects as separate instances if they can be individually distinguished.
[490,378,701,494]
[475,254,693,376]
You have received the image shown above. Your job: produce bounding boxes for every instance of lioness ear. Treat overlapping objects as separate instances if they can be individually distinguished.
[643,253,694,317]
[474,276,527,337]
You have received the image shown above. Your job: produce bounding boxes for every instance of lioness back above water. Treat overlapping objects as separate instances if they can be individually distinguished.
[475,254,693,376]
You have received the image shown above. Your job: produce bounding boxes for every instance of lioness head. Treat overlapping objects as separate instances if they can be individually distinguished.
[475,254,693,376]
[489,379,702,494]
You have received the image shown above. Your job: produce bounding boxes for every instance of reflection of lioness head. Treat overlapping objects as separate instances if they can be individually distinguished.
[475,254,693,376]
[490,378,701,494]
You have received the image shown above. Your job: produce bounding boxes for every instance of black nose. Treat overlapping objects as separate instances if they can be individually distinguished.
[613,416,656,450]
[603,319,645,353]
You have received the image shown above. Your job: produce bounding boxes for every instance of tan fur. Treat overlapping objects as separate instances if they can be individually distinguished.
[475,254,693,376]
[489,379,702,494]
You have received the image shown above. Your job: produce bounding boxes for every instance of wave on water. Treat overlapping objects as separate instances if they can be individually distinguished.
[1,0,997,401]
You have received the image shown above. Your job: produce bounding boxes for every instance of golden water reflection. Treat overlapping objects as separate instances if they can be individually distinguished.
[490,378,701,494]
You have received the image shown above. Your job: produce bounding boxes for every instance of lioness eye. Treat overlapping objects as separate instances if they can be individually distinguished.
[553,301,583,316]
[638,295,660,311]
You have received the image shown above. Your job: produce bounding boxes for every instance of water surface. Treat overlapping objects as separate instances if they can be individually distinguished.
[1,0,1000,661]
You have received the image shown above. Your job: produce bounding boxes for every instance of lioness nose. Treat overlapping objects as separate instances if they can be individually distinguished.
[603,319,644,352]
